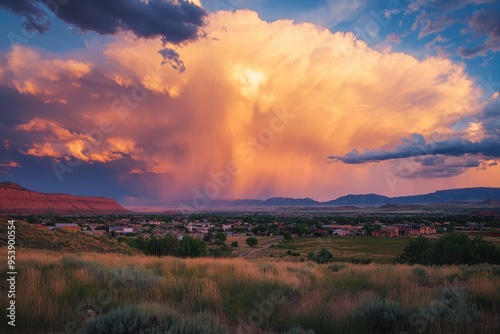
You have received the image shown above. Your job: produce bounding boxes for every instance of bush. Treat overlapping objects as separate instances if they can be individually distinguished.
[355,298,405,333]
[246,237,258,247]
[412,267,427,279]
[409,288,481,332]
[231,241,238,247]
[283,232,292,240]
[81,303,228,334]
[315,249,334,264]
[286,326,315,334]
[328,263,347,272]
[350,258,372,265]
[91,266,162,291]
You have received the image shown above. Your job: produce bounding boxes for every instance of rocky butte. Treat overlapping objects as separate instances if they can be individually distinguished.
[0,182,129,215]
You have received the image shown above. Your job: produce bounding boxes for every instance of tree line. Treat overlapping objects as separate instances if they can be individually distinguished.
[397,233,500,265]
[122,234,207,257]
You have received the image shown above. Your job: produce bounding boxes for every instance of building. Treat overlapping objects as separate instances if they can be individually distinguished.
[329,224,355,231]
[332,229,350,236]
[419,225,436,234]
[373,226,399,237]
[395,225,420,236]
[108,226,133,234]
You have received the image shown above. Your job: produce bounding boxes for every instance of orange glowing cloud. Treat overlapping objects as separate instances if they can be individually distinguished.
[5,45,91,101]
[2,10,494,200]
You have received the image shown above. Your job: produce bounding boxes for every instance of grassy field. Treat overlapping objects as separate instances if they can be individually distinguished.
[263,236,410,263]
[457,229,500,245]
[226,235,280,256]
[1,249,500,333]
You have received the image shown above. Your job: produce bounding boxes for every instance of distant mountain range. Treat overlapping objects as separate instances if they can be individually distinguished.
[1,182,500,214]
[161,187,500,209]
[0,182,129,215]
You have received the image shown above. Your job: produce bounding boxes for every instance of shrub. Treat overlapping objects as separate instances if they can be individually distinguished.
[286,326,315,334]
[231,241,238,247]
[412,267,427,279]
[328,263,347,272]
[355,298,405,333]
[409,288,481,332]
[81,303,228,334]
[350,258,372,265]
[315,249,334,264]
[91,266,162,291]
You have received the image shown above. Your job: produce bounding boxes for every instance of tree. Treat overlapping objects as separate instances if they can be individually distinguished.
[180,236,206,258]
[294,225,308,237]
[208,245,231,257]
[203,232,214,242]
[246,237,258,247]
[282,232,292,240]
[397,236,432,265]
[214,232,227,245]
[26,215,37,224]
[470,236,500,264]
[252,225,267,235]
[397,233,500,265]
[363,223,381,236]
[231,241,239,247]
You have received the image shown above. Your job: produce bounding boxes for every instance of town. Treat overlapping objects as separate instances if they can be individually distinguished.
[19,210,495,241]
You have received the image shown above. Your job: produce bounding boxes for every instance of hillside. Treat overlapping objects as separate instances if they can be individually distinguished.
[0,182,129,215]
[0,216,139,254]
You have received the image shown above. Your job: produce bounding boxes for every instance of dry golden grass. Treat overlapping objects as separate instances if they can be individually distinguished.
[1,249,499,333]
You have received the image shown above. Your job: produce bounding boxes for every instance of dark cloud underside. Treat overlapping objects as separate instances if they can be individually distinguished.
[0,0,207,44]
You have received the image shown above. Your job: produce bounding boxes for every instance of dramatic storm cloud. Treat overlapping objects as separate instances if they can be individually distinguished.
[1,10,498,201]
[329,99,500,178]
[0,0,206,68]
[0,0,206,43]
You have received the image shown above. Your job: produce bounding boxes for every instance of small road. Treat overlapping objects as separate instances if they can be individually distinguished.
[238,236,284,257]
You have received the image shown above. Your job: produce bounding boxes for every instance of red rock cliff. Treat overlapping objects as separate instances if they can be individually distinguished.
[0,182,130,215]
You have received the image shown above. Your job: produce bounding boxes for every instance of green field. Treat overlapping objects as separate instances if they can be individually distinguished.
[457,229,500,245]
[273,236,414,263]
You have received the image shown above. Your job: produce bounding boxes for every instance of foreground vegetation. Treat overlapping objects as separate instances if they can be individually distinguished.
[1,250,499,333]
[0,217,138,254]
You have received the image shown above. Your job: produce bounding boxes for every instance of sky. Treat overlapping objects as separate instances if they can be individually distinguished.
[0,0,499,206]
